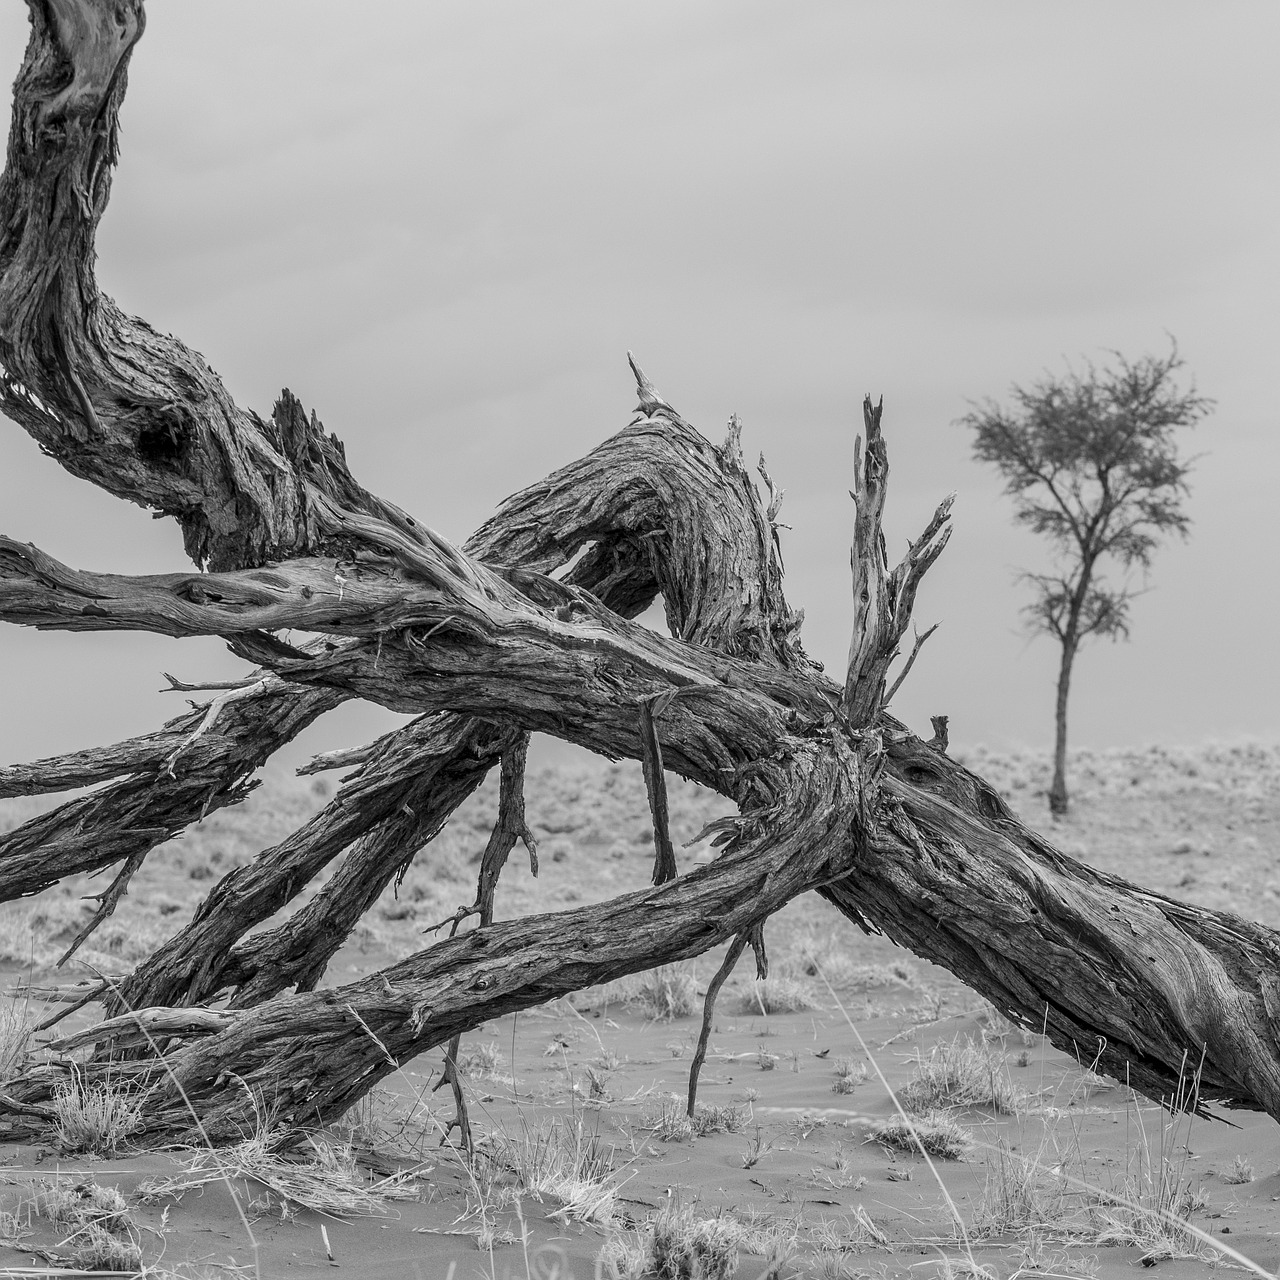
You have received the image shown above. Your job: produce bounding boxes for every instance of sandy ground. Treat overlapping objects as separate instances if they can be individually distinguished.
[1,740,1278,1278]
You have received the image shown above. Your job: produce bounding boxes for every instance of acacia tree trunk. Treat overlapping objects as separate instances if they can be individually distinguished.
[1049,635,1076,817]
[3,0,1280,1147]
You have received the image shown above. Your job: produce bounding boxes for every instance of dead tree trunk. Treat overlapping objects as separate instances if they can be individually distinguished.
[3,0,1280,1145]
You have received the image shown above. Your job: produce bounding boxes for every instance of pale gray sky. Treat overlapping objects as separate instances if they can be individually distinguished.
[2,2,1277,772]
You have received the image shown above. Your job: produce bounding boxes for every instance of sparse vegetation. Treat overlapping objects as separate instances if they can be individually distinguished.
[734,976,821,1015]
[51,1073,145,1157]
[0,992,39,1085]
[900,1037,1024,1115]
[456,1039,503,1079]
[139,1131,422,1217]
[30,1178,144,1273]
[691,1102,748,1136]
[493,1114,620,1224]
[832,1056,867,1094]
[869,1110,973,1160]
[0,746,1272,1280]
[631,1204,741,1280]
[595,964,701,1021]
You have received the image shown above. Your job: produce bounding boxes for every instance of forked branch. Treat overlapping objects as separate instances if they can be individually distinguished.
[843,396,954,726]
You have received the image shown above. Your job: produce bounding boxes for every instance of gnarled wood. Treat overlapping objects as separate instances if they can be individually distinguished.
[843,396,953,726]
[2,0,1279,1149]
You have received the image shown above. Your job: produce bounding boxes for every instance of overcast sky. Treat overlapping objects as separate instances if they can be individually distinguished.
[2,2,1277,775]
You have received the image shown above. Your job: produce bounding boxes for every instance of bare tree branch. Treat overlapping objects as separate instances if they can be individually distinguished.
[843,396,953,725]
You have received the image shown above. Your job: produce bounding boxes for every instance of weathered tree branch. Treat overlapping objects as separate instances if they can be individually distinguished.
[843,396,953,725]
[3,0,1280,1151]
[6,733,868,1142]
[110,713,514,1014]
[0,682,342,903]
[687,933,749,1116]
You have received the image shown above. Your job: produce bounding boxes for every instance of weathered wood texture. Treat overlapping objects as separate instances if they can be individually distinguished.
[2,1,1279,1145]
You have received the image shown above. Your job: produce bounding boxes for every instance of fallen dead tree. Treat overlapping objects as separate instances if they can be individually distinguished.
[2,0,1279,1146]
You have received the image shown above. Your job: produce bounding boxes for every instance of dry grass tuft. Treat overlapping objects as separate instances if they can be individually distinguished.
[1219,1152,1254,1185]
[691,1102,749,1136]
[51,1073,145,1156]
[139,1131,421,1216]
[643,1096,694,1144]
[900,1037,1024,1115]
[0,991,41,1085]
[31,1177,144,1273]
[456,1039,503,1079]
[587,965,701,1021]
[734,976,821,1015]
[59,1220,145,1272]
[868,1110,972,1160]
[975,1138,1074,1237]
[630,965,700,1020]
[489,1113,620,1224]
[608,1203,740,1280]
[831,1056,867,1094]
[37,1179,132,1234]
[808,1207,889,1264]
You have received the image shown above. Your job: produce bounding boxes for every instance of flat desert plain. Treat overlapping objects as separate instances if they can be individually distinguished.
[1,741,1278,1280]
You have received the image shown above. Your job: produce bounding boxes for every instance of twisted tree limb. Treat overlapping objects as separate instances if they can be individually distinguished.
[110,713,513,1014]
[0,680,342,903]
[6,731,869,1143]
[2,0,1280,1148]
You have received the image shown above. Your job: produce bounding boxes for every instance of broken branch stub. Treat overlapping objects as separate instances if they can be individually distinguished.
[843,396,953,726]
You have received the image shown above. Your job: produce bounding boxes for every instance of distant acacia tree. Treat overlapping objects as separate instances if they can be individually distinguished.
[963,347,1211,817]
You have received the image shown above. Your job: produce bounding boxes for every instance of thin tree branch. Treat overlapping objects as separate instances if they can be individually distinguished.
[883,622,940,707]
[687,934,749,1116]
